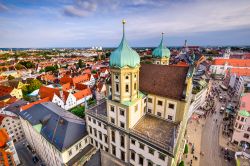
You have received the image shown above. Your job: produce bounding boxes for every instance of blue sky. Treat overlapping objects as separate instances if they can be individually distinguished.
[0,0,250,48]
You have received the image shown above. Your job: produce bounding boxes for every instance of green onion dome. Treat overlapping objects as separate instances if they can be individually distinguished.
[110,20,140,68]
[152,33,170,58]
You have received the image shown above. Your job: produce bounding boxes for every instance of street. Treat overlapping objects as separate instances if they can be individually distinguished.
[15,139,42,166]
[199,80,235,166]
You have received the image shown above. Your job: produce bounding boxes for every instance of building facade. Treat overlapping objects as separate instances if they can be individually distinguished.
[86,20,193,166]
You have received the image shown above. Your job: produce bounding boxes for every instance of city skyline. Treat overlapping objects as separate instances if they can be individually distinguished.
[1,0,250,48]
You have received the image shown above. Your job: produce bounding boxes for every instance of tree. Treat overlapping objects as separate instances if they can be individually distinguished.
[207,56,213,61]
[7,75,15,80]
[71,106,85,118]
[28,79,42,92]
[78,59,84,68]
[178,161,185,166]
[184,144,189,154]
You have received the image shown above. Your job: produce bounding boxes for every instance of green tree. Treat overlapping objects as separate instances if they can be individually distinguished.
[28,79,42,92]
[207,56,213,61]
[178,161,185,166]
[78,59,84,68]
[7,75,15,80]
[71,106,85,118]
[184,144,189,154]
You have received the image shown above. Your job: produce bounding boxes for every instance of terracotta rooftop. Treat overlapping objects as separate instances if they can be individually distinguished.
[227,68,250,77]
[39,86,60,100]
[0,128,9,148]
[21,97,50,111]
[73,88,92,100]
[139,63,189,100]
[212,59,250,67]
[0,85,13,97]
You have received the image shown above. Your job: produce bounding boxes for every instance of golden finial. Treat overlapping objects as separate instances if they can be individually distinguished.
[122,19,126,24]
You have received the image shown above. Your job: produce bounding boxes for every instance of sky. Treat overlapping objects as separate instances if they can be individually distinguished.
[0,0,250,48]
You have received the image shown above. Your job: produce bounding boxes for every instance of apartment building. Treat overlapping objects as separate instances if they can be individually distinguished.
[232,93,250,147]
[19,102,95,166]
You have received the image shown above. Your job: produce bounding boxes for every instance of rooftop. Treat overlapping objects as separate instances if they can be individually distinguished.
[212,59,250,67]
[19,102,88,152]
[131,114,178,153]
[86,99,107,121]
[139,63,189,100]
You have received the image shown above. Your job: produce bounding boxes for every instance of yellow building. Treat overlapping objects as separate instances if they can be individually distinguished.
[86,20,194,166]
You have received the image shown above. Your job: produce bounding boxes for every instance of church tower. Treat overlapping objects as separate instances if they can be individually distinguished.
[152,32,171,65]
[108,20,145,129]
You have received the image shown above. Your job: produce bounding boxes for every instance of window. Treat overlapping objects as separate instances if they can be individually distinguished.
[105,147,109,152]
[91,138,94,144]
[126,84,129,92]
[95,140,98,147]
[148,109,152,113]
[237,116,240,120]
[134,83,136,90]
[121,150,125,161]
[239,124,242,129]
[157,112,161,116]
[241,117,244,122]
[99,131,102,140]
[112,145,116,156]
[110,105,115,112]
[104,135,108,143]
[75,144,79,151]
[148,98,152,103]
[68,150,72,156]
[139,143,144,150]
[111,118,115,124]
[120,122,125,129]
[88,116,91,121]
[131,151,135,161]
[158,100,162,106]
[98,121,101,127]
[126,76,129,79]
[116,83,119,92]
[169,103,175,109]
[100,144,103,150]
[134,74,137,78]
[168,115,173,120]
[111,130,115,142]
[104,124,107,130]
[89,126,92,134]
[148,147,154,155]
[131,139,136,145]
[115,75,119,79]
[120,109,125,116]
[120,135,125,148]
[159,153,166,161]
[93,119,96,124]
[139,156,144,165]
[247,127,250,132]
[148,160,153,166]
[94,129,97,137]
[243,133,249,139]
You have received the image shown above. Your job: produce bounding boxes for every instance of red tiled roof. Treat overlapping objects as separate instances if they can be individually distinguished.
[227,68,250,77]
[75,83,88,90]
[0,115,4,125]
[21,97,50,111]
[62,83,71,91]
[212,59,250,67]
[39,86,60,100]
[6,97,17,104]
[73,88,92,100]
[0,85,13,97]
[0,128,9,148]
[171,61,189,67]
[41,74,56,82]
